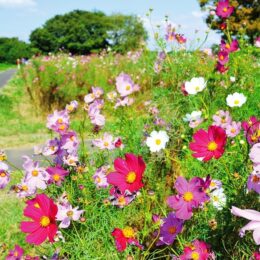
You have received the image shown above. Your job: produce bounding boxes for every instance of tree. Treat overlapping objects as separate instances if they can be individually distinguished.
[0,37,32,64]
[30,10,147,54]
[198,0,260,43]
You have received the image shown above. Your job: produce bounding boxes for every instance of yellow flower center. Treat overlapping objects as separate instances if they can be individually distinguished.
[53,174,60,182]
[210,181,216,188]
[0,172,6,177]
[96,176,101,183]
[40,216,50,227]
[155,139,161,145]
[125,85,131,91]
[104,142,109,147]
[32,170,39,177]
[183,192,194,202]
[69,159,75,164]
[191,251,200,260]
[122,227,134,238]
[126,171,137,183]
[168,226,177,234]
[0,155,6,161]
[225,43,230,49]
[22,185,28,191]
[220,55,224,60]
[59,124,66,130]
[118,196,126,205]
[34,203,40,208]
[234,100,240,105]
[223,7,227,12]
[213,196,219,202]
[67,105,73,111]
[231,128,236,133]
[207,141,218,151]
[252,175,260,183]
[57,118,63,124]
[67,210,74,217]
[14,251,19,257]
[195,86,200,91]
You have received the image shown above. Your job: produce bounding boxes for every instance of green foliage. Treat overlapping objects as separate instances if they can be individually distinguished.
[0,38,32,64]
[30,10,147,54]
[198,0,260,43]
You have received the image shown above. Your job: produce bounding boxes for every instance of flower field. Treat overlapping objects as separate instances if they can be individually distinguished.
[1,5,260,260]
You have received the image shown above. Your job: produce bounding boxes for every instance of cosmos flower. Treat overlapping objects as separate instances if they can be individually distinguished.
[167,176,209,220]
[107,153,145,193]
[114,97,134,109]
[220,39,239,53]
[6,244,24,260]
[109,187,138,208]
[217,50,229,65]
[184,77,207,95]
[111,227,143,252]
[146,130,169,152]
[255,37,260,48]
[20,194,58,245]
[65,100,78,113]
[15,178,36,198]
[156,212,183,246]
[179,239,212,260]
[250,143,260,166]
[107,91,117,101]
[210,187,227,210]
[165,24,175,42]
[216,0,234,18]
[212,110,232,129]
[0,162,10,189]
[225,121,241,138]
[242,116,258,133]
[226,92,247,107]
[216,62,229,73]
[247,164,260,194]
[183,111,203,128]
[116,73,135,97]
[176,34,187,44]
[63,155,78,166]
[46,165,69,186]
[56,203,84,228]
[46,110,70,134]
[93,166,109,188]
[189,125,227,162]
[231,206,260,245]
[92,132,115,150]
[42,138,60,156]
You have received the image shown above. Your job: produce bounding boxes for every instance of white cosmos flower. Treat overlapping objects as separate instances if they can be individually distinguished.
[211,188,226,210]
[226,92,247,107]
[146,130,169,152]
[184,77,207,95]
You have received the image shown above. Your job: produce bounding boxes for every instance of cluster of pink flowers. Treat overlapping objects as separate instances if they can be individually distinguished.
[92,132,124,150]
[212,110,241,138]
[165,23,187,44]
[84,86,106,128]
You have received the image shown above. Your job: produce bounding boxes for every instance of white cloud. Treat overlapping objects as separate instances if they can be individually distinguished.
[0,0,36,8]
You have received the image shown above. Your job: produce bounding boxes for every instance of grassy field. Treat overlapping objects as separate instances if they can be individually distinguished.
[0,46,260,259]
[0,63,15,72]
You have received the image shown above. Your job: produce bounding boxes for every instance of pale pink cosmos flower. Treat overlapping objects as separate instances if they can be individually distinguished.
[16,178,36,198]
[65,100,78,113]
[93,166,109,188]
[92,86,104,98]
[0,162,10,189]
[63,155,78,166]
[46,110,70,134]
[23,156,49,190]
[92,133,115,150]
[231,206,260,245]
[212,110,232,129]
[226,121,241,138]
[250,143,260,166]
[42,138,60,156]
[84,93,96,104]
[116,73,134,97]
[114,97,134,109]
[56,203,84,228]
[107,91,118,101]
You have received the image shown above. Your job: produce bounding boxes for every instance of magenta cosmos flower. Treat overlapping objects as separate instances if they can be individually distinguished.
[167,176,209,220]
[220,39,239,53]
[156,212,183,246]
[231,206,260,245]
[6,245,24,260]
[189,125,227,162]
[20,194,58,245]
[216,62,229,73]
[217,50,229,65]
[179,240,212,260]
[107,153,146,193]
[46,165,69,186]
[216,0,234,18]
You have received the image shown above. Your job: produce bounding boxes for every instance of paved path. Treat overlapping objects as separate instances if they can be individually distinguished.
[0,69,17,88]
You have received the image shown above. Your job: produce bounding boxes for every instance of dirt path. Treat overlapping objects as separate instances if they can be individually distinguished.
[0,69,17,88]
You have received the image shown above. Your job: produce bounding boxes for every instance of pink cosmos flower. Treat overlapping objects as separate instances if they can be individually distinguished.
[255,37,260,48]
[225,121,241,137]
[0,162,10,189]
[179,240,212,260]
[242,116,258,132]
[114,97,134,109]
[65,100,78,113]
[116,73,134,97]
[231,206,260,245]
[114,137,124,149]
[107,153,146,193]
[42,138,59,156]
[92,132,115,150]
[167,176,209,220]
[250,143,260,166]
[93,165,109,188]
[189,125,227,162]
[20,194,58,245]
[111,227,143,252]
[216,0,234,18]
[218,50,229,65]
[6,244,24,260]
[212,110,232,129]
[16,178,36,198]
[46,110,70,134]
[219,22,227,30]
[23,156,49,190]
[176,34,187,44]
[63,155,78,166]
[220,39,239,53]
[247,166,260,194]
[60,131,79,155]
[56,203,84,228]
[84,93,96,104]
[46,165,69,186]
[92,86,104,98]
[165,24,175,42]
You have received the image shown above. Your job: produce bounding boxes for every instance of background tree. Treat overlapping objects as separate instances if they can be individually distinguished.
[30,10,147,54]
[0,37,32,64]
[198,0,260,43]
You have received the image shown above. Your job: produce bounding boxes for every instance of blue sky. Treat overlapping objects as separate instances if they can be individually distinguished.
[0,0,220,48]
